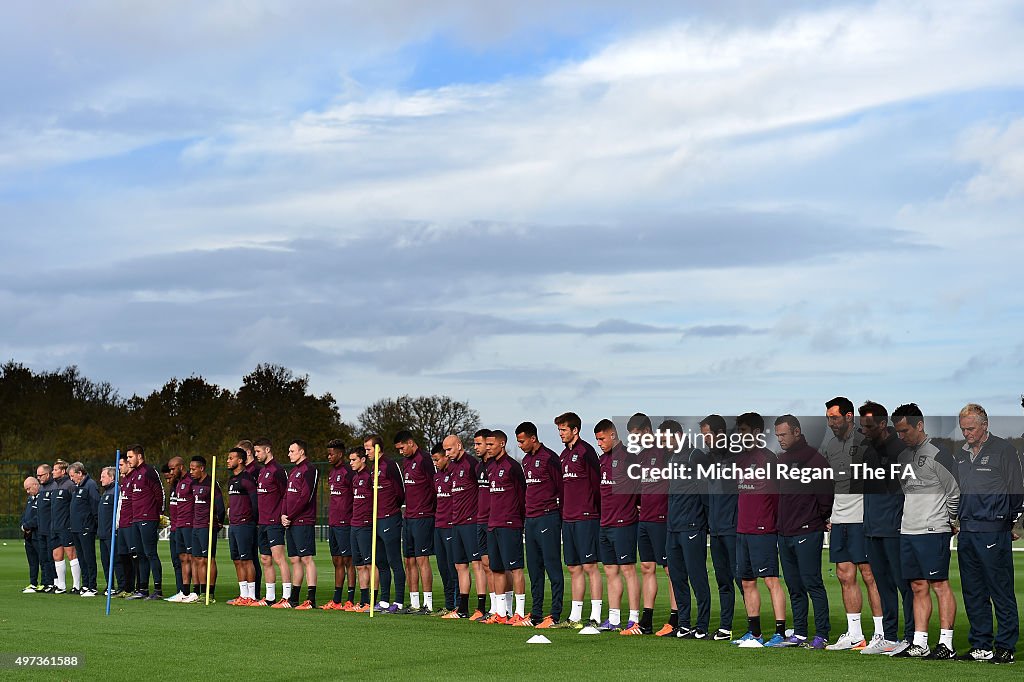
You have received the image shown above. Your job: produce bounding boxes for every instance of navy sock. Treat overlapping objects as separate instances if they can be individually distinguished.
[334,586,344,603]
[749,616,761,638]
[669,610,679,628]
[360,588,370,605]
[347,587,355,603]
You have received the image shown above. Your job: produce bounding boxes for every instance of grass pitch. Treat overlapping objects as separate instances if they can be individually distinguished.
[0,541,1021,680]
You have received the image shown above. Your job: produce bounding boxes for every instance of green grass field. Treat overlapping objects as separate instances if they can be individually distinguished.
[0,541,1021,680]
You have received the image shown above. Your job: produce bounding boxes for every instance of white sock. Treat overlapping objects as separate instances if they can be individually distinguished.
[872,616,883,637]
[939,629,953,648]
[515,593,526,617]
[609,608,621,626]
[424,593,433,610]
[505,591,513,617]
[283,583,292,599]
[570,600,584,622]
[247,582,256,599]
[55,561,66,590]
[265,583,276,602]
[846,613,863,640]
[590,599,603,623]
[495,593,507,618]
[629,609,640,624]
[238,581,246,597]
[489,592,497,613]
[70,559,82,589]
[913,631,928,647]
[411,592,421,609]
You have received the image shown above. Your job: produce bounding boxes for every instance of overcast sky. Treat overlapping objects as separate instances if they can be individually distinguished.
[2,1,1023,443]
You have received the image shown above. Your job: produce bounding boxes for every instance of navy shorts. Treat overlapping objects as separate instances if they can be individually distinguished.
[736,533,779,580]
[173,527,193,554]
[191,527,218,558]
[258,524,286,556]
[476,523,488,556]
[352,527,372,566]
[488,527,524,572]
[637,521,668,566]
[600,524,638,565]
[55,529,74,548]
[563,519,600,566]
[901,533,951,581]
[452,523,484,564]
[229,524,256,561]
[402,517,435,558]
[829,522,869,564]
[329,525,352,557]
[286,524,316,558]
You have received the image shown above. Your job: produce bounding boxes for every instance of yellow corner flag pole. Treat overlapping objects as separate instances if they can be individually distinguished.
[369,444,381,617]
[206,455,216,606]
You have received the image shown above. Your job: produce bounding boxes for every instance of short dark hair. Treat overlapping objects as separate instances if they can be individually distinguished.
[290,438,308,453]
[327,438,346,450]
[160,463,171,474]
[228,447,248,460]
[735,412,765,433]
[347,446,366,458]
[363,434,383,449]
[658,419,683,434]
[627,413,652,432]
[554,412,582,431]
[516,422,538,438]
[393,430,415,445]
[490,430,508,443]
[253,437,272,448]
[191,455,207,468]
[774,414,801,431]
[431,441,445,455]
[858,401,888,423]
[474,429,493,439]
[825,396,855,415]
[700,414,727,434]
[594,418,616,434]
[126,444,144,456]
[891,403,924,428]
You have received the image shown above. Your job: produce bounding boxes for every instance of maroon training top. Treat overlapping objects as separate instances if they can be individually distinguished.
[350,468,373,527]
[284,459,318,526]
[128,462,164,523]
[448,453,479,526]
[434,468,454,529]
[373,457,405,519]
[401,448,436,519]
[638,447,669,523]
[600,442,639,527]
[476,458,493,525]
[736,447,778,535]
[524,444,563,518]
[560,439,601,522]
[256,459,288,526]
[487,454,526,530]
[328,464,354,527]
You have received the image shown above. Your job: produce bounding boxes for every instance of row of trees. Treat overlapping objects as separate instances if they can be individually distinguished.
[0,361,480,531]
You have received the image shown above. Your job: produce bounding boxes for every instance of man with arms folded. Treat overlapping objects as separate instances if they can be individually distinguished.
[323,439,356,611]
[858,401,913,655]
[253,438,292,607]
[953,403,1022,665]
[775,415,834,650]
[226,447,259,606]
[591,420,639,633]
[68,462,100,597]
[515,421,565,628]
[483,430,527,624]
[890,403,959,660]
[821,397,883,651]
[445,434,485,620]
[731,413,788,648]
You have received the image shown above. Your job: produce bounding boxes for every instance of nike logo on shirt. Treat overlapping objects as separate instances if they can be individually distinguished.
[541,529,549,533]
[688,534,698,540]
[798,538,807,544]
[986,543,997,549]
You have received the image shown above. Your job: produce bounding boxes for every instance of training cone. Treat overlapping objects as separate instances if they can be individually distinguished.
[527,635,552,644]
[579,626,601,635]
